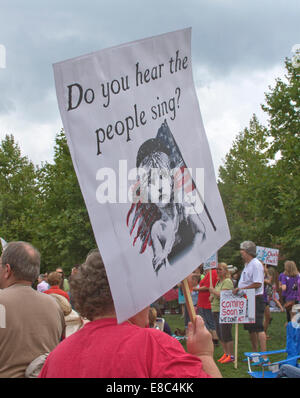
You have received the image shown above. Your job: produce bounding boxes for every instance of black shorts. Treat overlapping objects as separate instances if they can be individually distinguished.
[244,295,265,333]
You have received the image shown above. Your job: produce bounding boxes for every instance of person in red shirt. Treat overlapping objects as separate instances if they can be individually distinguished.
[44,272,70,302]
[39,249,222,378]
[195,267,219,345]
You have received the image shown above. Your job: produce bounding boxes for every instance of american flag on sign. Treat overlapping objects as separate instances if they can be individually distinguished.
[156,121,195,202]
[156,121,184,169]
[156,120,216,232]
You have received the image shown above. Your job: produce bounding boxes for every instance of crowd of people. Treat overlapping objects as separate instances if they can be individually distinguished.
[175,241,300,369]
[0,239,299,378]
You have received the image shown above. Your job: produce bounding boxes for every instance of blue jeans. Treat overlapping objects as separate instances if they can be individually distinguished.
[196,307,216,331]
[276,364,300,378]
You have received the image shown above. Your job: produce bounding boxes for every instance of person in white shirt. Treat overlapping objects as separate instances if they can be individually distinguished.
[37,274,50,293]
[233,241,268,363]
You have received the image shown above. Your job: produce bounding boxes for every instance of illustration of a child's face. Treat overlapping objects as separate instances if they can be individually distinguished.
[138,151,173,206]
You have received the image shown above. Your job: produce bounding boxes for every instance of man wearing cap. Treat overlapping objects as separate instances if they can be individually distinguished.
[233,241,268,363]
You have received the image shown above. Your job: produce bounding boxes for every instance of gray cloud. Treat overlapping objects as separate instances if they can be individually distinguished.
[0,0,299,168]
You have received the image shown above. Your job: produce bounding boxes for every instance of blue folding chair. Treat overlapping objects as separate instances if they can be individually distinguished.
[244,321,300,378]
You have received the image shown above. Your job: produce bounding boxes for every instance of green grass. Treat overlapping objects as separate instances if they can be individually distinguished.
[164,311,288,378]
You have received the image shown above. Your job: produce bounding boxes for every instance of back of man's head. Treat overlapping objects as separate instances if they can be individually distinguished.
[2,241,40,283]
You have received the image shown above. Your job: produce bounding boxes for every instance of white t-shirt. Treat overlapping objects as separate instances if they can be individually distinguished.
[238,257,264,296]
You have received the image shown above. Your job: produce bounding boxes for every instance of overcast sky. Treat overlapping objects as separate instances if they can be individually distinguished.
[0,0,299,176]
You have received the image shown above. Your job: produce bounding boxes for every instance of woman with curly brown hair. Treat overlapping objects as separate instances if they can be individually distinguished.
[39,249,222,378]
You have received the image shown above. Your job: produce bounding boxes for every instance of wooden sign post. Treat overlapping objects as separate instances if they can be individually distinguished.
[208,269,214,302]
[181,278,196,323]
[234,324,238,369]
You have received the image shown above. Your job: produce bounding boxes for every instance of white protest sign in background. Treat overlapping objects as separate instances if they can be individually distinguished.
[203,252,218,271]
[220,289,255,324]
[53,28,230,323]
[256,246,279,266]
[0,237,7,250]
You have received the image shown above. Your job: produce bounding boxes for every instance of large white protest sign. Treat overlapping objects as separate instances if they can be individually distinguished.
[53,28,230,322]
[203,252,218,270]
[256,246,279,266]
[220,289,255,324]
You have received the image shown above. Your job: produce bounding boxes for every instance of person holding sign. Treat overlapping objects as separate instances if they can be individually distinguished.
[39,249,222,378]
[195,268,219,346]
[209,263,234,364]
[233,241,268,364]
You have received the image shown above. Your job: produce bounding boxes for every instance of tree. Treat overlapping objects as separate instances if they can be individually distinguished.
[218,116,274,267]
[36,129,96,273]
[0,134,39,243]
[218,59,300,267]
[262,59,300,260]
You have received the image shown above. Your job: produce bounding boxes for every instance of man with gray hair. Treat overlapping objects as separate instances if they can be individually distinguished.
[0,241,65,377]
[233,240,268,364]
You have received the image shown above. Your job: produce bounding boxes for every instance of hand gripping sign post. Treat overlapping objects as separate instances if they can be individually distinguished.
[220,289,255,368]
[53,28,230,323]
